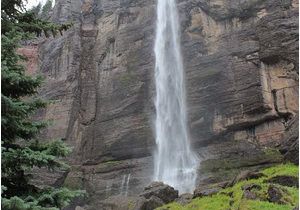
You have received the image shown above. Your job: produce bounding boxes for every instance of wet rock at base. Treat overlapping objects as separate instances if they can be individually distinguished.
[139,182,179,203]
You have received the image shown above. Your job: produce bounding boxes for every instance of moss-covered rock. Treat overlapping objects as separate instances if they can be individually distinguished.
[156,163,299,210]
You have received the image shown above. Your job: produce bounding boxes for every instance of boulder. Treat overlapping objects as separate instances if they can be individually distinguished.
[241,183,262,200]
[139,182,179,203]
[267,185,284,204]
[266,175,299,188]
[193,186,221,198]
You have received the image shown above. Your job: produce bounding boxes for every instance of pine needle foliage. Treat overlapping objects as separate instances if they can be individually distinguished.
[1,1,83,209]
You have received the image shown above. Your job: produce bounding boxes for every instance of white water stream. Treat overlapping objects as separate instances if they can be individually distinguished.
[119,174,131,196]
[153,0,198,193]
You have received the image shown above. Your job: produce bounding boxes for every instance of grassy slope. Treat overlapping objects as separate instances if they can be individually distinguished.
[157,164,299,210]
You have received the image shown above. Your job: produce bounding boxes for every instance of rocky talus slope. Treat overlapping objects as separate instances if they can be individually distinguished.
[22,0,298,209]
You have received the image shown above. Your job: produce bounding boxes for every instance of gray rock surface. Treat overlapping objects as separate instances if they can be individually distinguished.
[140,182,179,204]
[139,195,164,210]
[278,114,299,164]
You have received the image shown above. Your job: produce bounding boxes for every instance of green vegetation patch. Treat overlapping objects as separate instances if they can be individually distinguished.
[239,200,293,210]
[128,199,135,210]
[262,163,299,177]
[157,163,299,210]
[157,194,231,210]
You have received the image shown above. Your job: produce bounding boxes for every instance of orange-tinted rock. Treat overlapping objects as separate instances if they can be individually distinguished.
[17,46,39,75]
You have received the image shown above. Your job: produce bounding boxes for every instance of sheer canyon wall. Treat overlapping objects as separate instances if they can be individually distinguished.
[25,0,298,208]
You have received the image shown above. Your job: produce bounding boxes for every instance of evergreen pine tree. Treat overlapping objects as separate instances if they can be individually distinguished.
[1,1,83,209]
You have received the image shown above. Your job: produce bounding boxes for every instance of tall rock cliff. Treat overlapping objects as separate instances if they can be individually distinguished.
[28,0,298,208]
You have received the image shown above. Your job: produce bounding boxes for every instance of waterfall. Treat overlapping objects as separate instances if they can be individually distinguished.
[153,0,198,194]
[120,175,126,195]
[125,174,131,196]
[119,174,131,196]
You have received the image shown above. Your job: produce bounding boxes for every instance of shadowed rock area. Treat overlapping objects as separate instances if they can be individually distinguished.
[21,0,299,209]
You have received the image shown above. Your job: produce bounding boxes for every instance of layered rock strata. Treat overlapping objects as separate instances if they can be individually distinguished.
[23,0,299,208]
